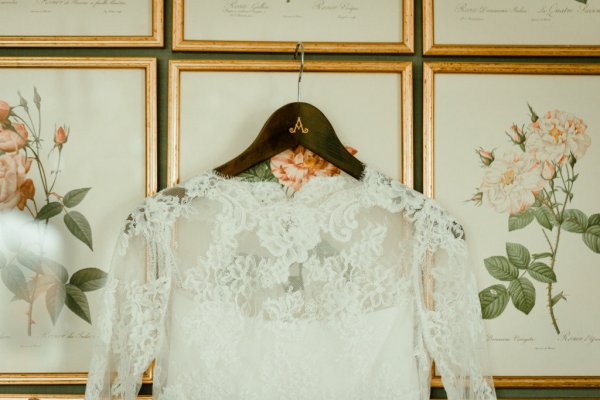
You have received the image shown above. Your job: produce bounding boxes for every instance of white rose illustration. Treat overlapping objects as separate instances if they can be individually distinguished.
[480,149,544,215]
[526,109,591,165]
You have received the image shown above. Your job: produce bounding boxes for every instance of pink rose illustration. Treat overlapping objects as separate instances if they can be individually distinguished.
[0,153,33,211]
[0,123,29,152]
[54,126,68,145]
[0,100,9,121]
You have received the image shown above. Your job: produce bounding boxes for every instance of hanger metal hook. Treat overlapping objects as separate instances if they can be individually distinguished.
[294,42,304,102]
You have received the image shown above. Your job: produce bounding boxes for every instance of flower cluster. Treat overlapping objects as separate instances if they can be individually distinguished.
[473,108,591,215]
[0,90,100,334]
[473,105,598,335]
[0,95,69,212]
[270,145,358,192]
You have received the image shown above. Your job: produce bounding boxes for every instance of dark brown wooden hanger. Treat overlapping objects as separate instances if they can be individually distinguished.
[214,44,365,179]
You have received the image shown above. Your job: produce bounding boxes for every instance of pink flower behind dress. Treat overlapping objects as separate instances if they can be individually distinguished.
[270,145,358,192]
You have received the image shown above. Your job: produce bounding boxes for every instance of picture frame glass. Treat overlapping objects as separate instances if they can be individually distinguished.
[177,70,405,184]
[0,1,153,36]
[0,67,150,376]
[432,72,600,376]
[433,0,600,46]
[182,0,404,43]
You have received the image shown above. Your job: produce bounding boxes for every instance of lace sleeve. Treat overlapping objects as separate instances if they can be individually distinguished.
[417,204,496,400]
[84,219,171,400]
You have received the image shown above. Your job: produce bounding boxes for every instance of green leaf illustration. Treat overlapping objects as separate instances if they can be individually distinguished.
[527,262,557,283]
[508,209,534,231]
[551,291,567,306]
[65,284,91,324]
[64,211,93,251]
[484,256,519,281]
[45,283,66,325]
[1,264,30,301]
[534,206,556,230]
[42,259,68,283]
[479,284,509,319]
[36,202,64,221]
[63,188,92,208]
[70,268,107,292]
[1,225,21,252]
[561,209,588,233]
[16,249,43,274]
[506,243,530,269]
[532,252,552,260]
[509,277,536,315]
[588,214,600,227]
[583,225,600,254]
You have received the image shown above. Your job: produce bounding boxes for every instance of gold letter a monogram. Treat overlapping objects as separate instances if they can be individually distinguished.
[288,117,309,134]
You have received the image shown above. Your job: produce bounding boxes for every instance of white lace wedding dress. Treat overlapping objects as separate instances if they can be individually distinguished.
[84,166,496,400]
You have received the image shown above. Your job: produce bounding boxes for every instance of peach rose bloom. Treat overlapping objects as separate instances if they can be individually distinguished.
[0,153,33,211]
[526,110,591,165]
[0,123,29,152]
[270,145,358,192]
[479,149,544,215]
[0,100,9,121]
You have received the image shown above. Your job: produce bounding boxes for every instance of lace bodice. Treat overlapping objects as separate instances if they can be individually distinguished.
[84,166,496,400]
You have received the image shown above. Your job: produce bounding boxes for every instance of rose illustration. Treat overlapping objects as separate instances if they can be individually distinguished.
[472,105,599,335]
[0,88,103,335]
[0,152,32,211]
[0,123,29,152]
[479,149,544,215]
[0,100,9,121]
[526,109,590,165]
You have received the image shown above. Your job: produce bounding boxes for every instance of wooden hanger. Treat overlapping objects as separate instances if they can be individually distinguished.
[214,43,365,179]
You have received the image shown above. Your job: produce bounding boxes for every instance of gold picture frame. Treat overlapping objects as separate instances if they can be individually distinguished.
[424,62,600,388]
[0,397,581,400]
[0,57,157,384]
[0,396,152,400]
[0,1,163,47]
[423,0,600,56]
[172,0,413,53]
[167,59,413,187]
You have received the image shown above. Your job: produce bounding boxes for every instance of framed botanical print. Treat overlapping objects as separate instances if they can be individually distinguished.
[172,0,413,53]
[424,62,600,387]
[167,60,413,187]
[423,0,600,56]
[0,1,163,47]
[0,57,157,384]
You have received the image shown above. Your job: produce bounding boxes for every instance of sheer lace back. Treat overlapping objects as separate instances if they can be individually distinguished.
[85,167,496,400]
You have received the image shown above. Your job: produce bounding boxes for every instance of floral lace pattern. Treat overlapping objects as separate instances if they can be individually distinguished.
[84,166,496,400]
